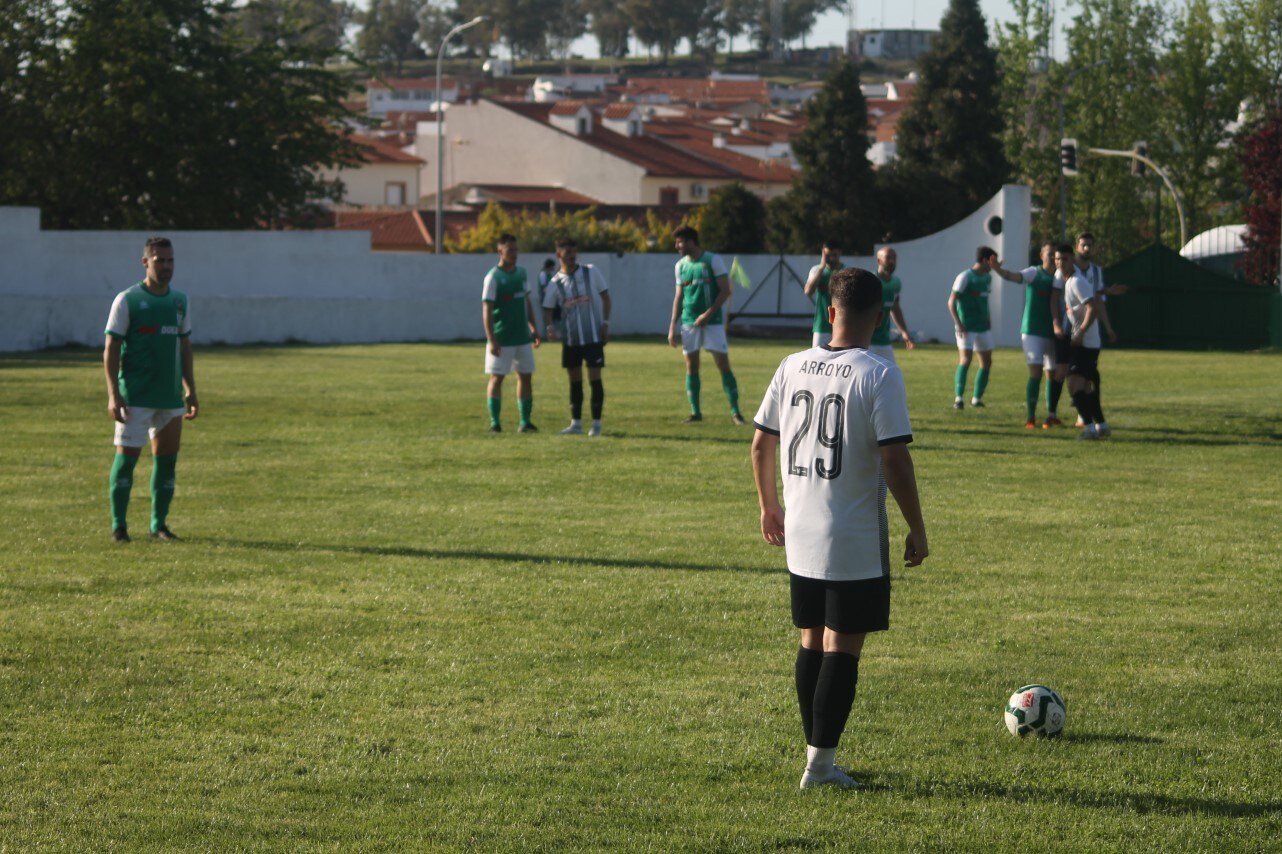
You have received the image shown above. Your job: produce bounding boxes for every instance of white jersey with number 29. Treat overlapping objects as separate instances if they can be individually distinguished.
[753,345,913,582]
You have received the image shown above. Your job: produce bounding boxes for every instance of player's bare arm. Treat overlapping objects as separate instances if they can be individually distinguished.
[751,430,785,547]
[180,336,198,420]
[991,261,1022,283]
[803,267,822,297]
[542,307,558,341]
[104,336,127,423]
[483,302,500,356]
[599,291,612,344]
[1096,298,1117,343]
[1105,283,1129,296]
[526,297,541,349]
[668,286,683,347]
[947,291,966,334]
[1072,299,1098,346]
[880,442,928,567]
[891,300,914,349]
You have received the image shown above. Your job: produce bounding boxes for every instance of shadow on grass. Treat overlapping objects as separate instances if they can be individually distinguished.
[1059,732,1164,745]
[883,776,1282,818]
[218,539,779,574]
[0,347,100,369]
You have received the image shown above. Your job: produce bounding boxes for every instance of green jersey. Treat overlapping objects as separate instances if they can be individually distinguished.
[1020,266,1059,337]
[809,263,841,334]
[951,269,992,333]
[675,251,728,326]
[104,282,191,409]
[482,265,532,347]
[871,274,903,346]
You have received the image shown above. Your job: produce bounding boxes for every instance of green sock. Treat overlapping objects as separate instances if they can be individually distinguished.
[974,367,990,400]
[721,371,740,415]
[109,453,138,531]
[686,374,701,415]
[517,397,533,427]
[954,364,969,398]
[1026,377,1040,421]
[487,396,501,427]
[150,453,177,533]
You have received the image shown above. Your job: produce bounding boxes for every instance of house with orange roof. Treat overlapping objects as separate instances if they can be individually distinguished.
[366,78,461,117]
[428,98,797,208]
[316,133,425,208]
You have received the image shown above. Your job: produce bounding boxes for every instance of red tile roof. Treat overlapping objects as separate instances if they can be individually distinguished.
[367,77,457,91]
[614,77,770,106]
[350,133,424,166]
[549,100,589,116]
[465,185,603,205]
[329,209,474,251]
[601,103,638,119]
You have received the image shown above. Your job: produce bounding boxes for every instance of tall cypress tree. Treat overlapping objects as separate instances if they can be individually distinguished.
[773,60,877,253]
[891,0,1008,232]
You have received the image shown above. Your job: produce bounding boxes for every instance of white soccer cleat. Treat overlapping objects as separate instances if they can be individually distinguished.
[587,422,602,437]
[559,423,583,435]
[800,766,865,790]
[1077,424,1100,441]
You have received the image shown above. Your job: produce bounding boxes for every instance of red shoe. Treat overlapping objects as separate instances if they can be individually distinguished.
[1043,416,1064,429]
[1025,419,1037,429]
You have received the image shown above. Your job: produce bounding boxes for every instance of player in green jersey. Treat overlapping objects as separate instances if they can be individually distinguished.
[992,242,1065,428]
[103,237,198,543]
[946,247,1000,409]
[804,242,842,347]
[869,246,916,362]
[482,233,541,433]
[668,226,744,425]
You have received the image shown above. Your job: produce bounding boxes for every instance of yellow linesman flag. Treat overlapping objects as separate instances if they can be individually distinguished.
[729,256,752,289]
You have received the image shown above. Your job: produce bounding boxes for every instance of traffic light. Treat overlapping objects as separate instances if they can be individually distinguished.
[1131,140,1148,176]
[1060,138,1078,177]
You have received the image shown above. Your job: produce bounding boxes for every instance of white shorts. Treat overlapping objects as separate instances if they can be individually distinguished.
[1021,334,1056,370]
[113,406,186,448]
[955,329,995,352]
[812,331,833,348]
[869,344,896,363]
[681,324,728,354]
[484,343,536,376]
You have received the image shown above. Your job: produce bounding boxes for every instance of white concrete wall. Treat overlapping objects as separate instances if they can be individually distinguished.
[0,186,1030,352]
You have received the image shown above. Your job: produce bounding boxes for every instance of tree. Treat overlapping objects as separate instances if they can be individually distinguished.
[356,0,427,74]
[891,0,1008,233]
[773,61,877,253]
[1238,109,1282,285]
[447,201,678,253]
[698,183,766,253]
[624,0,686,61]
[232,0,354,55]
[0,0,361,230]
[1056,0,1167,260]
[1221,0,1282,122]
[458,0,569,59]
[585,0,630,58]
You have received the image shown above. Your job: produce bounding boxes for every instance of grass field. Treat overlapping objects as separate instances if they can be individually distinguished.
[2,339,1280,850]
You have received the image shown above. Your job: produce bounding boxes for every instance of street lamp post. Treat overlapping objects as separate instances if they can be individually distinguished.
[436,15,488,253]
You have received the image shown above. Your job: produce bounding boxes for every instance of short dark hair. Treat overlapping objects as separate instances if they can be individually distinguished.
[976,246,998,263]
[1055,243,1075,257]
[542,258,556,269]
[554,236,577,250]
[829,267,882,315]
[822,240,840,252]
[144,237,172,255]
[1076,231,1095,244]
[672,225,699,242]
[1041,240,1057,251]
[497,233,517,247]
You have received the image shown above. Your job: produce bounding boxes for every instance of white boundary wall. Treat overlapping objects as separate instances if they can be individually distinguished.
[0,186,1030,352]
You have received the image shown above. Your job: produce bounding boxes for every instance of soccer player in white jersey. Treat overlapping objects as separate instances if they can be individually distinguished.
[1070,232,1127,433]
[543,236,612,437]
[751,267,929,790]
[1057,244,1108,439]
[103,237,199,542]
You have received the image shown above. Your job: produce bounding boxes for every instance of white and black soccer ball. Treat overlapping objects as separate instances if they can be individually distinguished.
[1004,684,1067,737]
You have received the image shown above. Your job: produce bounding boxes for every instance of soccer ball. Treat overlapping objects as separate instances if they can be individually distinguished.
[1004,684,1067,737]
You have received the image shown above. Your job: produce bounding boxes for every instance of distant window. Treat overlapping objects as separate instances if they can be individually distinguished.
[659,187,678,206]
[629,121,640,135]
[577,117,588,135]
[385,182,406,206]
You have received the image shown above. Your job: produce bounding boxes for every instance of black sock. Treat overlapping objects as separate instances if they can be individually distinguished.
[795,647,824,745]
[569,380,583,420]
[1090,380,1104,423]
[811,652,859,749]
[589,379,604,420]
[1071,389,1092,424]
[1049,378,1064,414]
